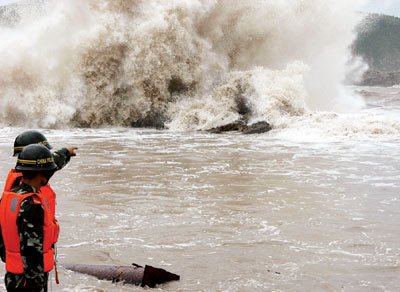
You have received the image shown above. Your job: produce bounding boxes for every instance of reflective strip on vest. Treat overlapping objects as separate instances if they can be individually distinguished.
[10,198,18,212]
[43,198,50,209]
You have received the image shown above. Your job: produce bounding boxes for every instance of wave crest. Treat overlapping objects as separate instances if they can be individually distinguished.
[0,0,370,131]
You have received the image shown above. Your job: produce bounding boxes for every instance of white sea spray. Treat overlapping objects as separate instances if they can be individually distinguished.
[1,0,398,139]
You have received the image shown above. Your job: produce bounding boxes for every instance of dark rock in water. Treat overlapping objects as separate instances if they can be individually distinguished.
[208,120,246,133]
[242,121,272,134]
[132,113,166,129]
[208,120,272,134]
[357,70,400,87]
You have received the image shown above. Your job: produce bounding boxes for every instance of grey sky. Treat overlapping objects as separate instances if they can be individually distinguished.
[0,0,18,5]
[360,0,400,17]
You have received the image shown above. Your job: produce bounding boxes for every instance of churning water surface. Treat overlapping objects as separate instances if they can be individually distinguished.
[0,88,398,292]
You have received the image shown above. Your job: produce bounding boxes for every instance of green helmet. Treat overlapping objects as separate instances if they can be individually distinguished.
[13,130,52,157]
[16,144,57,172]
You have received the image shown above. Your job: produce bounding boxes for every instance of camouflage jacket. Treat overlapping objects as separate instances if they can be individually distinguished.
[5,183,46,292]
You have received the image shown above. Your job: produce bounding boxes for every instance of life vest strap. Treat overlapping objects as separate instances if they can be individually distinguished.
[32,195,41,205]
[55,261,60,284]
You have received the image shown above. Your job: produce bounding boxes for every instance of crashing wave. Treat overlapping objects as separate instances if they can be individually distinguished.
[1,0,392,136]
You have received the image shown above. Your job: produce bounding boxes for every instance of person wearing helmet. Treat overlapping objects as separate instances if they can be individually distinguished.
[5,130,77,192]
[12,130,77,169]
[0,144,59,291]
[4,130,77,214]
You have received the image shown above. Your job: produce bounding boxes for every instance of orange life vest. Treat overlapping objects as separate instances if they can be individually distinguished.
[0,191,59,274]
[3,169,57,216]
[3,169,22,194]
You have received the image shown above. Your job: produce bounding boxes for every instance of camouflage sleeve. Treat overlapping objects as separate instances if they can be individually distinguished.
[52,148,71,170]
[17,197,45,287]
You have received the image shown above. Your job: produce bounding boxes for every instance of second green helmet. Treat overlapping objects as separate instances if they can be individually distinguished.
[13,130,52,157]
[16,144,57,172]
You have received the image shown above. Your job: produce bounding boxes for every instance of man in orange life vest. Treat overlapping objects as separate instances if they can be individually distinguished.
[1,131,77,291]
[0,144,59,291]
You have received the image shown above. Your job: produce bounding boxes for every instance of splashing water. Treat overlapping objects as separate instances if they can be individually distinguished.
[1,0,397,138]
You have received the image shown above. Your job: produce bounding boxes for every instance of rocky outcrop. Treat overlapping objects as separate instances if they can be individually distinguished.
[208,120,272,134]
[358,70,400,87]
[207,84,272,134]
[353,14,400,87]
[241,121,272,134]
[353,14,400,72]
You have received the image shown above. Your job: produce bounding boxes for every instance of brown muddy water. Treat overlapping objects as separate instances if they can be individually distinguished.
[0,89,399,292]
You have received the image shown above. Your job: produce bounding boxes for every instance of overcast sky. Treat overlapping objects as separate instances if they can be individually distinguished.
[0,0,399,17]
[360,0,400,17]
[0,0,18,5]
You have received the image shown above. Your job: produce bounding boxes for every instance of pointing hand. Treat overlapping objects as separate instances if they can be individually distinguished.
[67,147,78,157]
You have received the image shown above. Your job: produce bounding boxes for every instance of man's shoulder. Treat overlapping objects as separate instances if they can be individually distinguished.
[18,195,44,226]
[18,192,42,213]
[20,196,38,210]
[11,183,36,195]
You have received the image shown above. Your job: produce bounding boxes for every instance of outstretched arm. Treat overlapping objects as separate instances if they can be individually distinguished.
[52,147,78,170]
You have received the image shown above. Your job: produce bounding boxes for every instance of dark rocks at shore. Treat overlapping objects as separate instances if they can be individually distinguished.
[352,14,400,87]
[242,121,272,134]
[208,120,272,134]
[208,120,246,133]
[358,70,400,87]
[208,89,272,134]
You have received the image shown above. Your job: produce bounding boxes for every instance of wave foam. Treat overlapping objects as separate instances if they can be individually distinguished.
[2,0,394,139]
